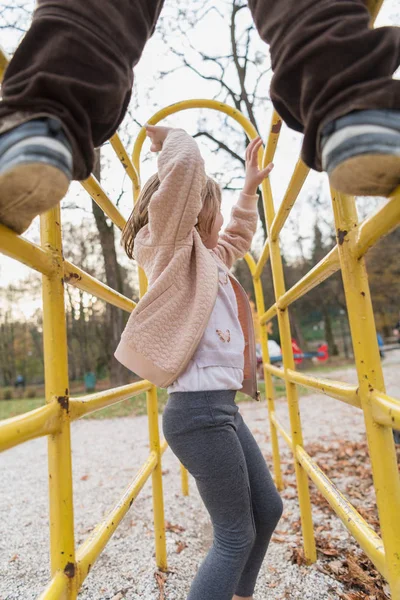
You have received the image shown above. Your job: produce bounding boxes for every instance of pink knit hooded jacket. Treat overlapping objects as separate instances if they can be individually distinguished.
[115,129,260,399]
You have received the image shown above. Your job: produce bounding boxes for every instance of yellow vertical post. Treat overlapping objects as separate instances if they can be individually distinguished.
[260,147,316,562]
[245,254,283,490]
[330,190,400,599]
[146,385,168,571]
[136,235,167,570]
[254,276,283,490]
[180,463,189,496]
[41,207,77,599]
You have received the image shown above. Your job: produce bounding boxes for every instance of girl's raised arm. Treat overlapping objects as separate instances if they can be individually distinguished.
[213,137,273,268]
[144,125,206,245]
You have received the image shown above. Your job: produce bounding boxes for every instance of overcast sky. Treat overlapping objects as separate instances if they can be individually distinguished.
[0,0,399,318]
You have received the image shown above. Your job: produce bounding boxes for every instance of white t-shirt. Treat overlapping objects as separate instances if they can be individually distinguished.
[167,265,245,393]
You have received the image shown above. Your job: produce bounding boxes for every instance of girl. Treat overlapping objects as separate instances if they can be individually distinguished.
[115,125,283,600]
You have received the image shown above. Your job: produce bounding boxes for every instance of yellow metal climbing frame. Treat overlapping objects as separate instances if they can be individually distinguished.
[0,0,400,596]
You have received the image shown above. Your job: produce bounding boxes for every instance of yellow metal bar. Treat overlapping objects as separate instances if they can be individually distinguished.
[297,446,387,578]
[68,380,152,420]
[355,188,400,258]
[40,207,76,598]
[81,176,126,230]
[109,133,141,196]
[368,0,385,24]
[160,438,168,454]
[0,44,9,79]
[245,253,283,490]
[180,463,189,496]
[269,160,310,241]
[146,385,168,571]
[76,451,158,587]
[370,390,400,430]
[278,246,340,309]
[259,303,277,326]
[63,260,136,313]
[260,140,316,563]
[39,571,69,600]
[286,369,361,409]
[331,189,400,599]
[264,110,282,165]
[264,362,285,379]
[253,240,270,280]
[0,402,61,453]
[132,99,259,188]
[0,224,55,276]
[270,413,293,450]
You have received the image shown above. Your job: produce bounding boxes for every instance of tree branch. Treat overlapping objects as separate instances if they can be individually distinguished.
[193,131,245,164]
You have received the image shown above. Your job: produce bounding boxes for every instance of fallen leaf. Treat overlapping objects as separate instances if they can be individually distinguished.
[154,570,168,600]
[165,520,185,533]
[175,540,188,554]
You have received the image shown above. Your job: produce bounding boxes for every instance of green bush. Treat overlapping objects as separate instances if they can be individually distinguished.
[3,388,13,400]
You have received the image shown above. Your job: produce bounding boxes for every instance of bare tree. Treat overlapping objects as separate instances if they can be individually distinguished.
[157,0,272,238]
[92,150,130,386]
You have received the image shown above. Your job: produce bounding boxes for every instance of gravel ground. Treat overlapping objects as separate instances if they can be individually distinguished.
[1,351,399,600]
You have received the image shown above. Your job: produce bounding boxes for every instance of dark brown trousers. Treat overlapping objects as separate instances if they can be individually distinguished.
[0,0,399,178]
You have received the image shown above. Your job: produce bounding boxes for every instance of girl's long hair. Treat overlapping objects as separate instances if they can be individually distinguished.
[122,174,221,259]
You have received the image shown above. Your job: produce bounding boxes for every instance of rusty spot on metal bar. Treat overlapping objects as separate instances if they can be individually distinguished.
[271,121,282,134]
[64,271,82,283]
[337,229,348,245]
[64,562,75,578]
[57,395,69,412]
[64,272,82,283]
[361,291,365,297]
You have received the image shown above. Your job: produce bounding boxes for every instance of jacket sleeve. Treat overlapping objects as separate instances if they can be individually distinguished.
[146,129,207,245]
[213,195,259,269]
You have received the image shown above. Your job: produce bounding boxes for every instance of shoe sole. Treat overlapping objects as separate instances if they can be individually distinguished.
[329,153,400,197]
[0,163,69,234]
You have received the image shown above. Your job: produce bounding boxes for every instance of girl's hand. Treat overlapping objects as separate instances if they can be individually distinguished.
[145,124,174,152]
[243,137,273,195]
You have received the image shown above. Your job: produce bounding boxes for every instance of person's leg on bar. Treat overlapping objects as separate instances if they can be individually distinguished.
[0,0,165,233]
[247,0,400,195]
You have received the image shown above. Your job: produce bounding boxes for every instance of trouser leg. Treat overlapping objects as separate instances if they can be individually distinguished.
[247,0,400,170]
[163,395,255,600]
[234,412,283,597]
[162,391,282,600]
[0,0,165,179]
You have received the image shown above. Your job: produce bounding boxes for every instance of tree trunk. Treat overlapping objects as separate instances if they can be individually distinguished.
[289,308,308,351]
[92,149,130,386]
[322,306,339,356]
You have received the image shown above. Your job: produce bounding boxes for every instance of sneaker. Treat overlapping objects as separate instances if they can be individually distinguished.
[0,117,73,234]
[321,109,400,197]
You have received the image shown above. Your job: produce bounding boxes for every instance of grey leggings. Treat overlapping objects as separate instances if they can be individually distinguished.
[162,390,283,600]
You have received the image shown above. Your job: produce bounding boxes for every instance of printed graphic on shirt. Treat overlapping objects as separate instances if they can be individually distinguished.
[216,329,231,343]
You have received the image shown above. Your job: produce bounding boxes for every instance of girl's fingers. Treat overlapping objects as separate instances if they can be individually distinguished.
[261,163,274,177]
[246,136,261,161]
[249,138,263,165]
